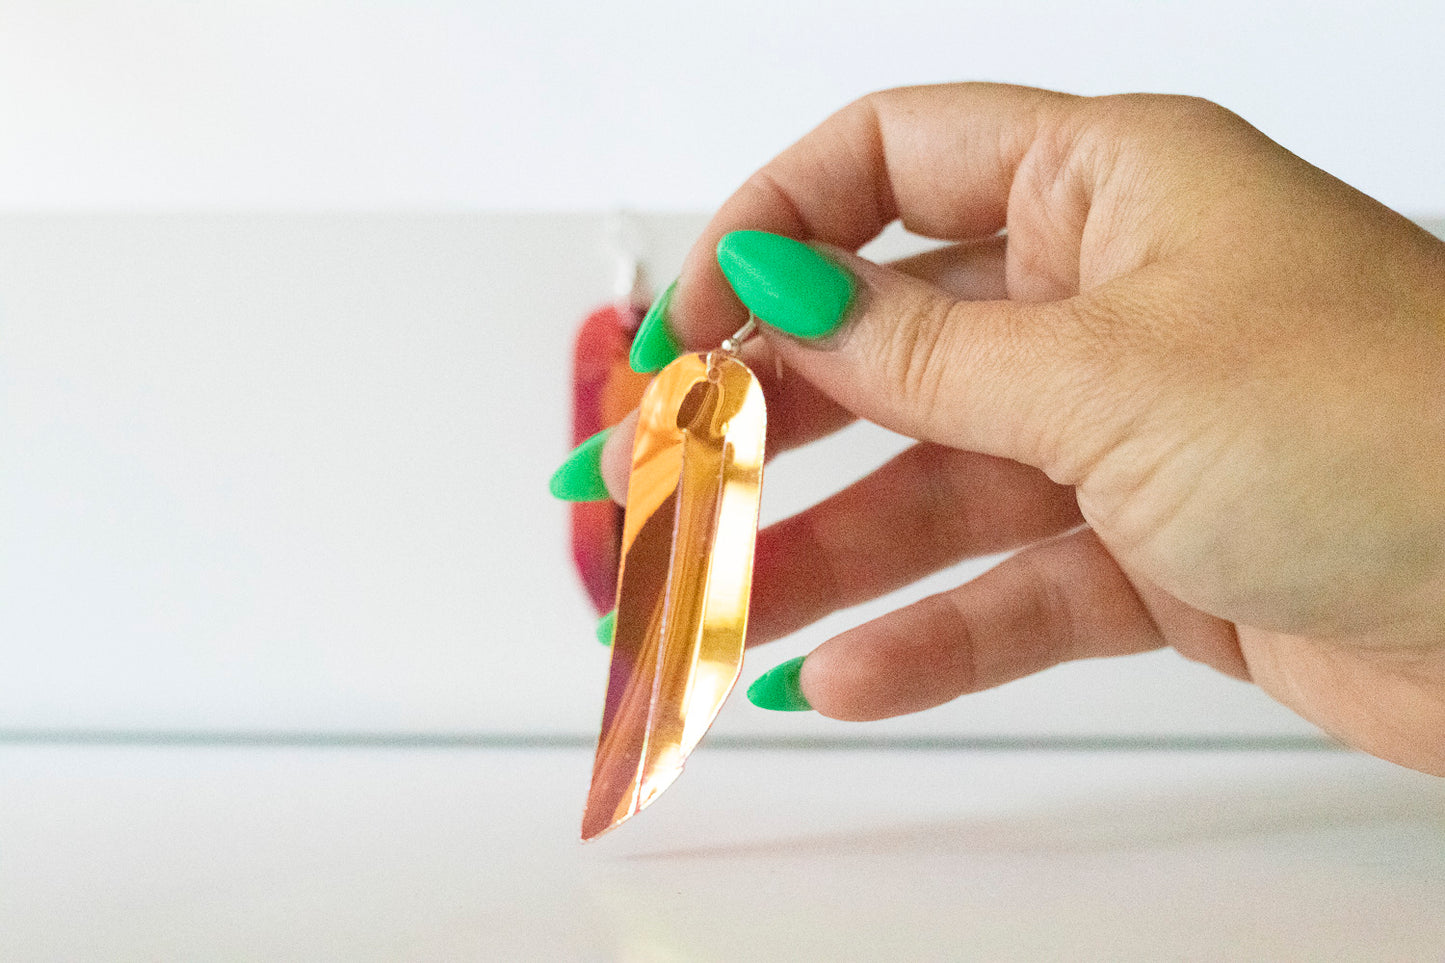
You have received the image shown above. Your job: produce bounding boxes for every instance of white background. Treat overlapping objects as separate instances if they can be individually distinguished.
[0,1,1441,215]
[5,211,1346,738]
[3,12,1442,958]
[0,2,1441,740]
[2,10,1444,959]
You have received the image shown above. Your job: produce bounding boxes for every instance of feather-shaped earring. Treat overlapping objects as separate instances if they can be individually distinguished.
[583,319,765,840]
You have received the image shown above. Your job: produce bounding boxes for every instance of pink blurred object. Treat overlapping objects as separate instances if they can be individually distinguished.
[569,302,653,613]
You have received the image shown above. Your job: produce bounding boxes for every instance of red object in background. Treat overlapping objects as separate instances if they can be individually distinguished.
[570,302,654,613]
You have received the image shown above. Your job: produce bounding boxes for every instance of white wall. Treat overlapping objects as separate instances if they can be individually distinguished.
[11,213,1441,740]
[0,5,1440,740]
[0,1,1441,215]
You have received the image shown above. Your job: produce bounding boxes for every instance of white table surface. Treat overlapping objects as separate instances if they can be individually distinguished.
[1,743,1440,961]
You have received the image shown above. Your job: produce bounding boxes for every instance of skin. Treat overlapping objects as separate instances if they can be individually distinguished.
[599,83,1445,775]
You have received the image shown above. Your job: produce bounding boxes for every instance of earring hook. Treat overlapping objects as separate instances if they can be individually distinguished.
[606,210,649,316]
[720,314,759,354]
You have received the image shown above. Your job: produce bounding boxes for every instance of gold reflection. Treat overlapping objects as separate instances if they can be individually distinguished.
[583,352,765,841]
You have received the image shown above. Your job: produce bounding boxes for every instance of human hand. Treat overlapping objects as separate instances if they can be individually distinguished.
[583,84,1445,774]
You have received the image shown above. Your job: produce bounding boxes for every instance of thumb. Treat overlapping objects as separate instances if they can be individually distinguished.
[716,230,1116,480]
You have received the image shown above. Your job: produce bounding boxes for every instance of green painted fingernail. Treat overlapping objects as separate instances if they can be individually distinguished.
[746,655,812,711]
[716,231,854,339]
[548,428,612,501]
[596,610,615,647]
[629,279,683,373]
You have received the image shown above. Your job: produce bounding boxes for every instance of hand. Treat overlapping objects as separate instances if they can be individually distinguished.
[599,83,1445,774]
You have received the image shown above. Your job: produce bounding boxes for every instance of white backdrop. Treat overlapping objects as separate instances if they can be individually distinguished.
[0,1,1441,215]
[0,4,1440,740]
[6,212,1439,739]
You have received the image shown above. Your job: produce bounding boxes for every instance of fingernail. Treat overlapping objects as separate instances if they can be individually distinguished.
[596,610,615,647]
[629,279,683,373]
[746,655,812,711]
[716,231,855,339]
[548,427,612,501]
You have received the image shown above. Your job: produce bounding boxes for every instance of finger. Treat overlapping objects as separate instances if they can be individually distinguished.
[747,442,1082,646]
[886,235,1009,302]
[766,247,1126,479]
[599,409,637,505]
[734,233,1014,456]
[1126,569,1250,681]
[796,527,1164,721]
[656,82,1137,473]
[668,83,1082,350]
[596,368,854,506]
[600,235,1017,503]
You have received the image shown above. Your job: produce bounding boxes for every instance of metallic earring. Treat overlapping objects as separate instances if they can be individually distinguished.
[583,318,766,840]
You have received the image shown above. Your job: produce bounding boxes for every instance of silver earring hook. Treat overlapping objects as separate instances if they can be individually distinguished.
[606,210,649,317]
[720,314,759,354]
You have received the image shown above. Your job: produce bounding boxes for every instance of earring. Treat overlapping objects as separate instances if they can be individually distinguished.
[583,319,766,841]
[567,219,654,613]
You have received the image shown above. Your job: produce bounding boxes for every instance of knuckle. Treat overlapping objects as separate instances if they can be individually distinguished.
[740,167,809,235]
[1017,545,1086,661]
[922,592,979,696]
[1086,92,1240,139]
[878,291,961,427]
[1068,94,1252,195]
[1017,298,1139,479]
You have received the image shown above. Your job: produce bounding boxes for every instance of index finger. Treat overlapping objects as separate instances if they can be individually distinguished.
[669,82,1077,350]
